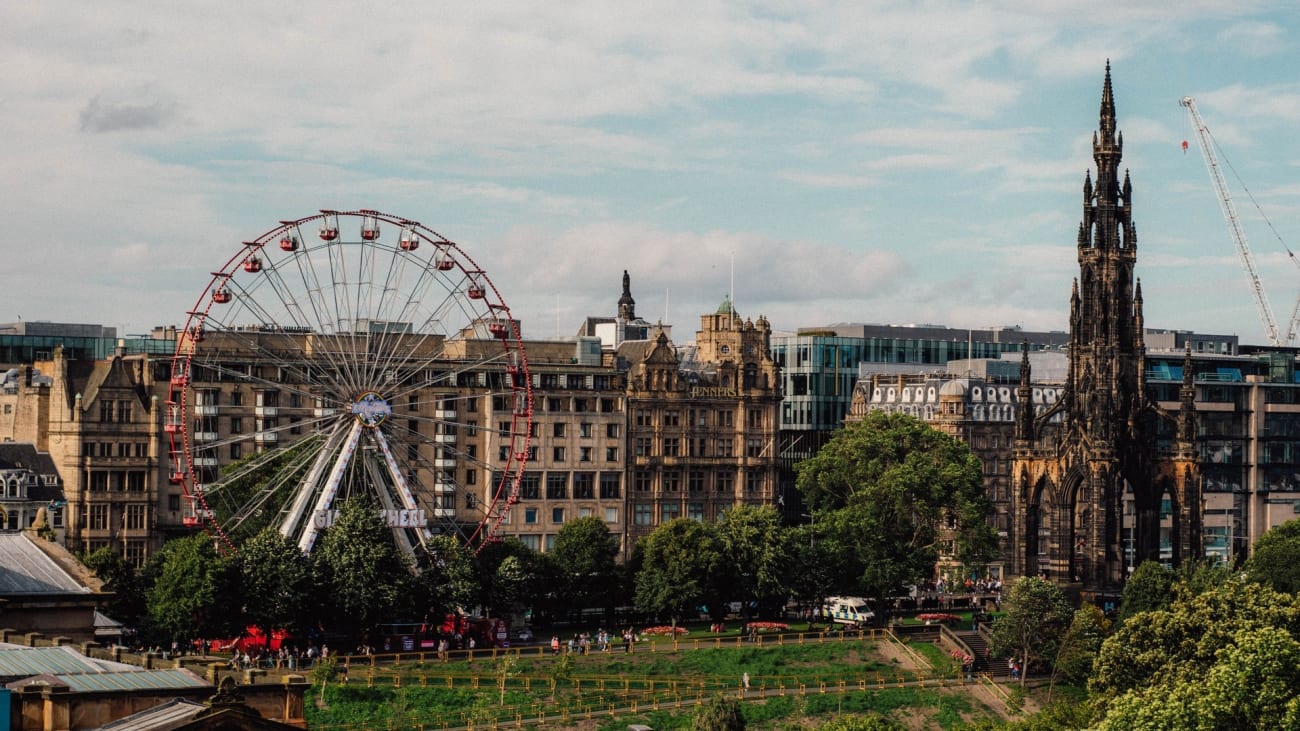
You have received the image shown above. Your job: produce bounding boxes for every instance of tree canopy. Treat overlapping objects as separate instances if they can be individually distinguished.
[990,576,1072,683]
[635,518,723,627]
[795,411,996,603]
[1247,518,1300,595]
[310,497,416,640]
[146,534,238,642]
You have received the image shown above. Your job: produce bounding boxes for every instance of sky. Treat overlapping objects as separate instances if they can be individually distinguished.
[4,2,1300,346]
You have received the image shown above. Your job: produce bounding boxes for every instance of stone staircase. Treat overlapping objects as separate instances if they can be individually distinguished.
[954,630,1009,678]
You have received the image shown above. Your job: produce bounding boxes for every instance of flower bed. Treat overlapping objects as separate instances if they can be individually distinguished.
[639,626,689,637]
[744,621,790,633]
[915,613,963,624]
[949,649,974,665]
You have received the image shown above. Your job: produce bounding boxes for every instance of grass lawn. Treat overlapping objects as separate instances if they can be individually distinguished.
[306,631,1007,730]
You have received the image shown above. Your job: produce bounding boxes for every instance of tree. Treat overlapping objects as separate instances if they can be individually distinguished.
[1090,576,1300,701]
[311,497,415,641]
[234,527,311,641]
[795,412,996,608]
[816,715,906,731]
[146,535,238,643]
[635,518,723,630]
[989,576,1072,685]
[474,537,541,618]
[786,529,839,625]
[1247,518,1300,595]
[414,534,478,621]
[692,694,745,731]
[83,546,147,629]
[551,516,620,618]
[1050,604,1111,695]
[715,505,790,618]
[1115,560,1172,623]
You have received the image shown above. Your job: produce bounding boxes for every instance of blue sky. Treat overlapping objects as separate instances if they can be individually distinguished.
[4,2,1300,345]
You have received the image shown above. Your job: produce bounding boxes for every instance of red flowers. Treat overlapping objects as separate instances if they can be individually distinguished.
[916,613,963,623]
[744,621,790,633]
[640,626,689,636]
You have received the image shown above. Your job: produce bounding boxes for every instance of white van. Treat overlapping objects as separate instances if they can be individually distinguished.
[822,596,875,625]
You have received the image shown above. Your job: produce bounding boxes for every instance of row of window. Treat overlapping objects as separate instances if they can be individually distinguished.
[96,399,134,423]
[631,501,711,525]
[513,472,623,500]
[82,442,150,458]
[84,502,148,530]
[632,470,766,493]
[86,470,148,491]
[518,504,619,527]
[631,436,767,458]
[632,408,764,429]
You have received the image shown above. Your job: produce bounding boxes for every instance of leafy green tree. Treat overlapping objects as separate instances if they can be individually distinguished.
[83,546,147,628]
[474,537,540,618]
[1090,576,1300,701]
[989,576,1072,684]
[1247,518,1300,595]
[786,529,838,625]
[715,504,790,617]
[146,535,238,643]
[1094,627,1300,731]
[1116,560,1172,623]
[795,412,996,609]
[692,694,745,731]
[551,516,620,618]
[1050,604,1111,694]
[311,497,415,641]
[414,534,479,621]
[635,518,723,630]
[234,527,311,641]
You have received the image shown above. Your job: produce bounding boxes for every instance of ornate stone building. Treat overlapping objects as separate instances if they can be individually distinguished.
[1010,65,1200,591]
[620,296,781,548]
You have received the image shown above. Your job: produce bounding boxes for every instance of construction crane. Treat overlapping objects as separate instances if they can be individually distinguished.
[1180,96,1300,346]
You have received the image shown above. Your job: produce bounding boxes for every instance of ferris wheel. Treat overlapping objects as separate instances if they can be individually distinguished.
[165,209,532,557]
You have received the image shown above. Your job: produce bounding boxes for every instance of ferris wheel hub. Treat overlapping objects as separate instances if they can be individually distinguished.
[350,391,392,428]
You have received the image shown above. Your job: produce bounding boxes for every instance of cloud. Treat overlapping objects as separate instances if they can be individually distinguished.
[78,95,178,133]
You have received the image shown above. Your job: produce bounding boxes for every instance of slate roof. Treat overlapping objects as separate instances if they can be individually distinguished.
[0,645,210,693]
[92,698,207,731]
[0,442,64,501]
[0,533,90,594]
[0,644,135,679]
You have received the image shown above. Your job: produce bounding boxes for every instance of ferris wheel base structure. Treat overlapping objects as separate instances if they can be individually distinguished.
[166,209,533,558]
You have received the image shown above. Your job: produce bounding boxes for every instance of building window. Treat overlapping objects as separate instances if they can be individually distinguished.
[127,472,145,492]
[664,410,680,426]
[606,423,619,439]
[90,472,108,492]
[168,494,181,512]
[663,438,679,457]
[717,410,734,428]
[466,469,477,485]
[551,507,565,524]
[716,438,734,457]
[574,398,589,412]
[579,422,592,438]
[230,391,243,406]
[634,409,651,426]
[88,504,109,530]
[600,473,621,499]
[546,473,568,499]
[547,397,565,412]
[524,508,538,524]
[574,473,594,499]
[521,473,540,499]
[716,472,734,494]
[552,446,566,462]
[466,493,477,510]
[606,446,618,461]
[747,438,765,457]
[99,400,114,422]
[688,503,705,521]
[605,507,618,523]
[635,437,652,456]
[635,471,652,492]
[689,471,705,492]
[748,409,762,428]
[553,423,566,438]
[580,447,592,462]
[518,534,540,551]
[125,504,147,530]
[118,401,132,423]
[231,443,243,461]
[634,503,653,526]
[124,540,146,569]
[663,471,681,492]
[662,503,680,522]
[746,471,764,493]
[230,417,243,433]
[135,442,148,458]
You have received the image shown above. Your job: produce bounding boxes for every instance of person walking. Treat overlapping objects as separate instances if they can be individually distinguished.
[742,672,750,691]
